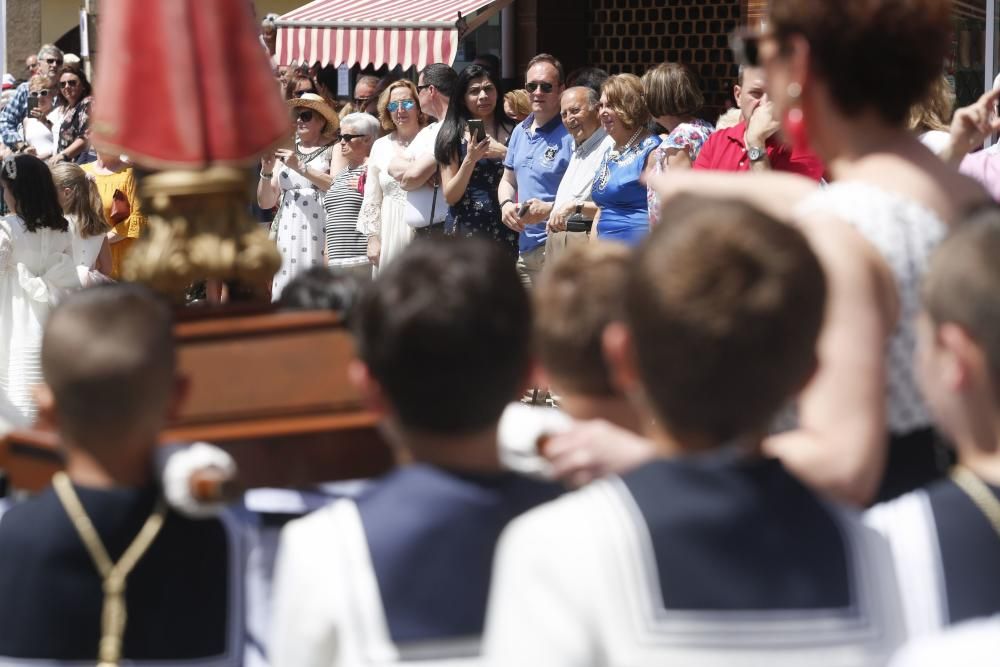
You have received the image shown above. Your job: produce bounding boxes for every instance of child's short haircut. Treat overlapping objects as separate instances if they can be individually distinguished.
[355,238,531,434]
[627,196,826,444]
[277,266,362,321]
[533,242,631,396]
[923,206,1000,386]
[41,284,176,445]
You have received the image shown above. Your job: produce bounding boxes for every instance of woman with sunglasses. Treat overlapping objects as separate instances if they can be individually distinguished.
[283,73,317,101]
[357,80,428,273]
[49,65,93,166]
[324,112,377,281]
[21,75,56,159]
[0,154,80,421]
[434,64,516,257]
[258,93,342,299]
[654,0,990,507]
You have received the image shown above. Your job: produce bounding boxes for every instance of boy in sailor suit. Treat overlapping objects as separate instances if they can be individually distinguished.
[484,197,906,666]
[270,239,561,666]
[868,209,1000,643]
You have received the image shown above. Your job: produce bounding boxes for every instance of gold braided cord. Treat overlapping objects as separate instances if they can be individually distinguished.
[52,472,168,667]
[949,465,1000,540]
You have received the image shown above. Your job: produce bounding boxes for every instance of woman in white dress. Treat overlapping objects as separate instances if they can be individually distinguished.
[258,93,343,300]
[21,74,56,160]
[0,154,80,421]
[50,162,112,285]
[358,80,428,274]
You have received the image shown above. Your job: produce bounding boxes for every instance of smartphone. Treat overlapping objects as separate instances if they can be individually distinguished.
[517,201,531,217]
[26,96,38,113]
[467,119,486,143]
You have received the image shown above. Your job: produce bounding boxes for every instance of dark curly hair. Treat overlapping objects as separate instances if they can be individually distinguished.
[769,0,952,126]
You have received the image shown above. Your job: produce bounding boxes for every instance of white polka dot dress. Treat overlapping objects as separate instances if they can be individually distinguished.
[271,146,332,300]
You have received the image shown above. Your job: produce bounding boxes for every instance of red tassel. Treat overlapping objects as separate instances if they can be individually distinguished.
[783,107,811,152]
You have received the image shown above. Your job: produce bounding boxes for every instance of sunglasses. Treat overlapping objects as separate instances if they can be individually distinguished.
[525,81,554,93]
[44,58,62,65]
[386,99,416,113]
[416,84,432,93]
[295,89,316,98]
[730,29,764,67]
[340,133,366,142]
[59,80,80,89]
[28,90,51,98]
[295,110,315,122]
[354,96,371,106]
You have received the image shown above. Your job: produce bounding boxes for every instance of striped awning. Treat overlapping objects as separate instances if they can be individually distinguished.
[275,0,510,70]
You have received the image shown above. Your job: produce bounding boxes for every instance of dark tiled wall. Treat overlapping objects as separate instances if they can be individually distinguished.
[587,0,743,121]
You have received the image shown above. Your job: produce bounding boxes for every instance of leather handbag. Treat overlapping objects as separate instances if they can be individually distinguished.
[109,188,131,224]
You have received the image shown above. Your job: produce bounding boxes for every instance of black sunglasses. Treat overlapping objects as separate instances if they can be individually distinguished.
[59,79,80,89]
[416,84,432,93]
[44,58,62,65]
[525,81,554,93]
[354,96,371,106]
[340,133,366,142]
[296,110,315,122]
[730,29,763,67]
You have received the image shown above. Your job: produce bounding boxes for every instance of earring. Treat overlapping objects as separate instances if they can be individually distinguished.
[782,80,809,151]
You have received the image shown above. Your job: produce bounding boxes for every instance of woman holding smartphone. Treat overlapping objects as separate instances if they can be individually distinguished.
[435,64,517,258]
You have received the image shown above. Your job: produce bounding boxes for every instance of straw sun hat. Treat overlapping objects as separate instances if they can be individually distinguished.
[287,93,340,140]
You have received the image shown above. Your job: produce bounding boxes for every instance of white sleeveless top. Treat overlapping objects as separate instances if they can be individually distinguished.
[798,182,946,434]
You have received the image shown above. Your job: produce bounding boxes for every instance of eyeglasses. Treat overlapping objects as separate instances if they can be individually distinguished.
[386,99,416,113]
[340,133,366,142]
[416,84,432,93]
[525,81,554,93]
[44,58,62,66]
[294,89,316,98]
[354,96,371,107]
[59,80,80,89]
[296,110,315,122]
[28,90,51,98]
[730,29,764,67]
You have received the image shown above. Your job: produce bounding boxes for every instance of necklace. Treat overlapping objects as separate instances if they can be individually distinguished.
[596,128,646,192]
[950,464,1000,540]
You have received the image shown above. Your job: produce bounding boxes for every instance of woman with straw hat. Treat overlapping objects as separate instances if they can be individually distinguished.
[257,92,343,299]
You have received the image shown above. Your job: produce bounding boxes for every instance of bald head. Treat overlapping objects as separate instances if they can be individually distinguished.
[561,86,602,144]
[41,284,176,447]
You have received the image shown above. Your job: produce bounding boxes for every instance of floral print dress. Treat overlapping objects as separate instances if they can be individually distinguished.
[446,142,518,260]
[646,118,716,227]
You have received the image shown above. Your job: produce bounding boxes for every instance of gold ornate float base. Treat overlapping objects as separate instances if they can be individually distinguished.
[123,167,280,302]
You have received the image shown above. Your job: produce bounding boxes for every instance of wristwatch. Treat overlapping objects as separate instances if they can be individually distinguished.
[747,146,766,162]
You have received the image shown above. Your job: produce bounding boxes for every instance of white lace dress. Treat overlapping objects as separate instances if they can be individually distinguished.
[271,146,333,300]
[0,216,80,421]
[797,181,947,434]
[356,136,420,276]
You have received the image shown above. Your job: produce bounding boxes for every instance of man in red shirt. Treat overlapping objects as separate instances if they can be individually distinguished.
[694,66,824,180]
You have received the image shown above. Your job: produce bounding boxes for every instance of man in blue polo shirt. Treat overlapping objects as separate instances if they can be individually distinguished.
[499,54,574,286]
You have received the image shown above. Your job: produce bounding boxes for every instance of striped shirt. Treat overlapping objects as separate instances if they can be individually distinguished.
[324,164,369,267]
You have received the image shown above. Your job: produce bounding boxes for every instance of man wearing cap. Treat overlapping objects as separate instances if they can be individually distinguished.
[0,45,63,152]
[498,53,573,286]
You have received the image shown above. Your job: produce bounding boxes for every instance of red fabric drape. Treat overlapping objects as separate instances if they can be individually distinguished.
[91,0,291,169]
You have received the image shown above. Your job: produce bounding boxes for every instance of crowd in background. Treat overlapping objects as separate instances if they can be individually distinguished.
[0,0,1000,666]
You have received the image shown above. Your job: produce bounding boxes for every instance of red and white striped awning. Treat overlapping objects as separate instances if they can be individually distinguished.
[275,0,510,70]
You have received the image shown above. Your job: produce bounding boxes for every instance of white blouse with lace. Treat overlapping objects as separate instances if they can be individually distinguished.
[0,216,80,420]
[797,182,946,434]
[356,136,418,274]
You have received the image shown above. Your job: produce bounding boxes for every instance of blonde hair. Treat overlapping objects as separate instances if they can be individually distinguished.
[50,163,109,238]
[503,89,531,119]
[908,74,954,134]
[28,73,53,92]
[601,73,650,131]
[377,80,427,133]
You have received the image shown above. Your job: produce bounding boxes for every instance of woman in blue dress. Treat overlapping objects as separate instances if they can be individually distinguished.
[592,74,662,246]
[435,64,517,258]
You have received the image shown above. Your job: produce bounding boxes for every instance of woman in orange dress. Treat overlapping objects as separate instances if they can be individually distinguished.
[82,150,147,279]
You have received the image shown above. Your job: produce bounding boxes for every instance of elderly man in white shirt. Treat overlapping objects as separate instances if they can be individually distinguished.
[545,86,614,262]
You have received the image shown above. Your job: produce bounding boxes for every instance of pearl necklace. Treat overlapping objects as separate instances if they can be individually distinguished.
[596,127,645,191]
